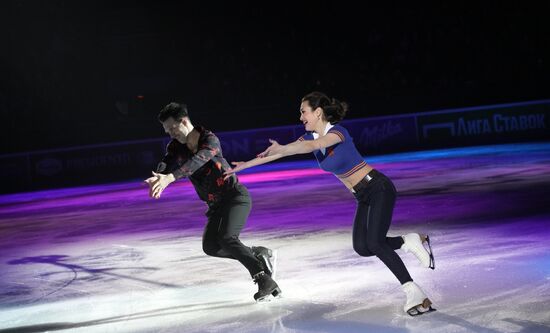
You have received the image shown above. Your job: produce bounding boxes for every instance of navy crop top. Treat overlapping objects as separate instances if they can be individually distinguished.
[299,124,366,177]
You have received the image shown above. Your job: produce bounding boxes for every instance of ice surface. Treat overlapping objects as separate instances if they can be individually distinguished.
[1,143,549,333]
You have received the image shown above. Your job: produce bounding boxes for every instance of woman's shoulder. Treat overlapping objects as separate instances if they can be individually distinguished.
[328,123,349,132]
[327,123,350,141]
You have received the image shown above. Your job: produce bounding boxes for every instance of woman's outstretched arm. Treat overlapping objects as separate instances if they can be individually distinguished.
[224,133,341,176]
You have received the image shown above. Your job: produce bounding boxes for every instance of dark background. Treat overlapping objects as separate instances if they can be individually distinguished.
[1,1,549,154]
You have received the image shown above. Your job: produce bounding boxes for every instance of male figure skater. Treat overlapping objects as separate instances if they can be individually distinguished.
[144,102,280,301]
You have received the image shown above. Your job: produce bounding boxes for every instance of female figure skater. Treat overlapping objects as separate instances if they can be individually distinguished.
[225,92,435,315]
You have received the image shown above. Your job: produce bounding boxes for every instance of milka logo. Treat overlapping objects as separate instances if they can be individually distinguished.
[359,121,403,147]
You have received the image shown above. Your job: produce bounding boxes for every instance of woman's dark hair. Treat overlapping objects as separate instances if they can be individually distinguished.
[301,91,348,124]
[158,102,189,122]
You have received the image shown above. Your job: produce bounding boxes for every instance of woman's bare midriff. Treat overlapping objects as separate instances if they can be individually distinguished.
[337,163,374,191]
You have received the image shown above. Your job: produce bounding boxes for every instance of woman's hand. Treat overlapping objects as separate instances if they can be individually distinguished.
[257,139,284,158]
[223,161,247,180]
[144,171,175,199]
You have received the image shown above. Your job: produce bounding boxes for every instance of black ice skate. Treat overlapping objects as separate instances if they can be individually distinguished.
[251,246,276,278]
[253,271,281,302]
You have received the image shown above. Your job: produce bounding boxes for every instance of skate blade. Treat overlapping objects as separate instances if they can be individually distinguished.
[256,295,273,303]
[256,287,282,303]
[425,235,435,270]
[407,299,436,316]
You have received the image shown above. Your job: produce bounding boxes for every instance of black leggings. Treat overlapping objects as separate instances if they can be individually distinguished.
[202,184,263,277]
[352,170,412,285]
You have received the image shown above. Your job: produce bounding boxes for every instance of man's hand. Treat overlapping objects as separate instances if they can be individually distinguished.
[257,139,283,158]
[144,171,175,199]
[223,161,246,180]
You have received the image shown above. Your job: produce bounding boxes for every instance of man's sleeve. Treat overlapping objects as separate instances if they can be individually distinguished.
[156,142,178,174]
[171,133,220,180]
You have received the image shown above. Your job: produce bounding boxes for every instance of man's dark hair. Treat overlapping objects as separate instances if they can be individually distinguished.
[158,102,189,122]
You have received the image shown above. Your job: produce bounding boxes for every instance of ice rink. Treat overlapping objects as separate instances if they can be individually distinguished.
[1,143,549,333]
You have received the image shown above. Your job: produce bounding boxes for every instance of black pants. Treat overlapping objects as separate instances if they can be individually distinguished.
[352,169,413,285]
[202,184,263,277]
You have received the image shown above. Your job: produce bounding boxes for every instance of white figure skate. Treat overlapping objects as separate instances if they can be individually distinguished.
[401,233,435,269]
[402,281,435,316]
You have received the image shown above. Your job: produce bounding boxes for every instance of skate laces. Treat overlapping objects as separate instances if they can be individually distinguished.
[405,234,435,270]
[425,236,435,270]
